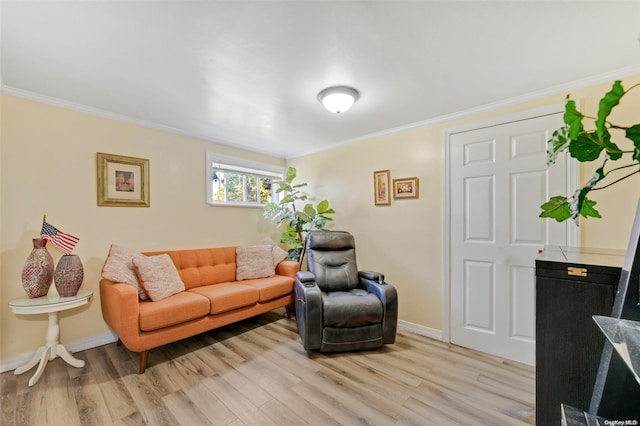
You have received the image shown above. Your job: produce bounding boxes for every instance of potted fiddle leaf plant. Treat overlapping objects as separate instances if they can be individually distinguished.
[263,166,335,263]
[540,80,640,223]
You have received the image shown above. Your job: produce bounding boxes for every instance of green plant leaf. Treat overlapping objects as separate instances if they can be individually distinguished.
[627,124,640,143]
[281,228,303,249]
[540,82,639,223]
[546,126,570,165]
[303,204,316,217]
[569,132,604,161]
[285,167,297,183]
[564,98,584,140]
[599,129,623,160]
[595,80,624,139]
[279,194,294,204]
[569,164,606,222]
[263,165,337,255]
[313,217,327,229]
[579,198,601,219]
[262,202,278,218]
[539,196,571,222]
[627,124,640,161]
[316,199,329,213]
[603,143,623,160]
[297,211,311,223]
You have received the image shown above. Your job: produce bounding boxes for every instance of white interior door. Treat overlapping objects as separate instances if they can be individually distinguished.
[449,112,571,365]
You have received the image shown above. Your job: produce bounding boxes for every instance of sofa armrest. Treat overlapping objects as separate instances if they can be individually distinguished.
[275,259,301,278]
[99,278,143,350]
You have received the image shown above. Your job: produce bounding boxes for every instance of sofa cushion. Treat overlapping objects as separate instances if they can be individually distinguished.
[189,282,259,314]
[259,237,289,268]
[139,291,210,331]
[240,275,294,302]
[145,247,237,289]
[236,245,276,280]
[133,254,186,302]
[101,244,148,300]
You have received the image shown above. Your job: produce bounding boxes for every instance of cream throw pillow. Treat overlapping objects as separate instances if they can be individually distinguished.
[236,245,277,280]
[258,237,289,268]
[101,244,148,300]
[133,254,185,301]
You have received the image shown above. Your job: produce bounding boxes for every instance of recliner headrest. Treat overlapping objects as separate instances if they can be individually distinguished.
[307,231,355,251]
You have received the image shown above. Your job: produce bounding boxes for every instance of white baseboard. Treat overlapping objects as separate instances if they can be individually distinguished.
[398,320,443,341]
[0,332,118,374]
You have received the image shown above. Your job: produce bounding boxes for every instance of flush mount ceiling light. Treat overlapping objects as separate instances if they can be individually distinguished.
[317,86,360,114]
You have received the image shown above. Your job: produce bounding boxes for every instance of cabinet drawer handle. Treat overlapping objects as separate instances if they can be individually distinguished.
[567,266,587,277]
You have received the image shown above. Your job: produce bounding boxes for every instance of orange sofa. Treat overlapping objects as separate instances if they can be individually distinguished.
[100,246,299,373]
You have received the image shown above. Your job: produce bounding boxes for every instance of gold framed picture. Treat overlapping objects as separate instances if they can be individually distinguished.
[97,152,150,207]
[393,177,419,199]
[373,170,391,206]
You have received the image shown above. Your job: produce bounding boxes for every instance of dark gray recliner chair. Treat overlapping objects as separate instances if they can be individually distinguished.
[294,230,398,352]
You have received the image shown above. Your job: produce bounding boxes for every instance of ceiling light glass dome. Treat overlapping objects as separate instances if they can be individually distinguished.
[317,86,360,114]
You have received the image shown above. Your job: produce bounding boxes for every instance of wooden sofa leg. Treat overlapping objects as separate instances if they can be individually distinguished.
[285,304,294,319]
[139,351,149,374]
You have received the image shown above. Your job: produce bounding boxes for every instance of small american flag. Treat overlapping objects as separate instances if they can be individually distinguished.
[41,221,79,255]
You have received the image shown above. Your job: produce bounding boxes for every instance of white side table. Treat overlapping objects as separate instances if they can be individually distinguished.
[9,289,93,386]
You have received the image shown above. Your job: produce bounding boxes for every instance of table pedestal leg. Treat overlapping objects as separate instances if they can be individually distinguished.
[55,344,85,368]
[13,311,85,386]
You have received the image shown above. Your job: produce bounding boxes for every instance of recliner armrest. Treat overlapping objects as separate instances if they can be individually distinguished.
[359,270,385,284]
[360,278,398,345]
[296,271,316,285]
[294,272,322,351]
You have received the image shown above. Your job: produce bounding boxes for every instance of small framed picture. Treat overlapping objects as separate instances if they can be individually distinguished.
[393,177,419,199]
[97,152,150,207]
[373,170,391,206]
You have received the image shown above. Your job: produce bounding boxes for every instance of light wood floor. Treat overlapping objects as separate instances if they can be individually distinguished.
[1,310,536,425]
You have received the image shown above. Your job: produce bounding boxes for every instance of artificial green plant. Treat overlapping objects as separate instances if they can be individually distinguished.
[263,167,335,263]
[540,80,640,224]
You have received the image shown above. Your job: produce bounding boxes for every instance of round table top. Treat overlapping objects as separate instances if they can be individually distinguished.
[9,289,93,314]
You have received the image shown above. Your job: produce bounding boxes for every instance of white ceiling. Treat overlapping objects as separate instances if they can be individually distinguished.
[2,1,640,159]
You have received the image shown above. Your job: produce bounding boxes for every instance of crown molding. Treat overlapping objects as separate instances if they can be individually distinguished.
[0,85,288,160]
[2,64,639,162]
[287,64,640,159]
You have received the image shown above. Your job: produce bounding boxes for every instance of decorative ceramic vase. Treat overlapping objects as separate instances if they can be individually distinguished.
[21,238,54,298]
[54,254,84,297]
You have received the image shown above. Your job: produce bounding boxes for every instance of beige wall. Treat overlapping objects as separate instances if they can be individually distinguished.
[288,75,640,331]
[0,94,285,363]
[2,75,639,366]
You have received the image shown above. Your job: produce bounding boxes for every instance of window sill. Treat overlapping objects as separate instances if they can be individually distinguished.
[207,201,266,208]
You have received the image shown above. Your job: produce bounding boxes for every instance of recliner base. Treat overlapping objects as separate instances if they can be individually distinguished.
[319,324,383,352]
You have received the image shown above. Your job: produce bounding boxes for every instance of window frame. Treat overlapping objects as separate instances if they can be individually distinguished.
[205,152,284,208]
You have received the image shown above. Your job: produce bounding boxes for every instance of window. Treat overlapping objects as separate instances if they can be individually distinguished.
[205,152,284,207]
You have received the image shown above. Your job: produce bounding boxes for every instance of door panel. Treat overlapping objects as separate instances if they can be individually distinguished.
[464,176,494,241]
[450,112,569,365]
[511,171,547,244]
[510,266,535,342]
[464,260,495,332]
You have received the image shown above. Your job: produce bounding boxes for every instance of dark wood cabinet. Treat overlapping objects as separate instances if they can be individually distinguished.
[535,246,640,426]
